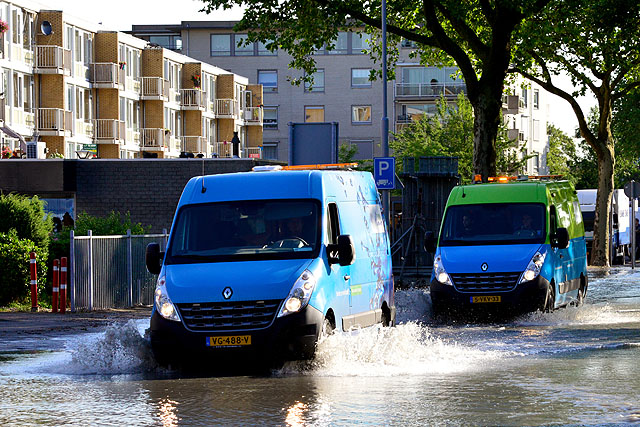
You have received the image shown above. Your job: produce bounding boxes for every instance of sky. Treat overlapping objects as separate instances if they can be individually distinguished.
[50,0,597,138]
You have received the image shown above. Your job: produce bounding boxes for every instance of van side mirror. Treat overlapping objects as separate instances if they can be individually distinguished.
[424,231,437,253]
[146,242,164,275]
[552,227,570,249]
[328,235,355,266]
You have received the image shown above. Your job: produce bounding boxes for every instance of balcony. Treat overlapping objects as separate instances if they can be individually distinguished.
[244,147,262,159]
[141,128,180,154]
[35,46,72,75]
[507,128,525,142]
[94,119,125,144]
[181,89,205,110]
[74,120,94,138]
[90,63,124,89]
[12,45,34,66]
[211,141,233,157]
[216,99,239,118]
[141,77,169,100]
[243,107,263,125]
[503,95,524,115]
[181,136,206,154]
[37,109,72,136]
[394,82,466,99]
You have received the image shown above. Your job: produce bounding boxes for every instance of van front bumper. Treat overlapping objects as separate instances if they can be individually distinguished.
[149,304,324,366]
[430,274,550,318]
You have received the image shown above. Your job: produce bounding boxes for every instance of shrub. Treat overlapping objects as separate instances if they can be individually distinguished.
[73,211,151,236]
[0,193,53,249]
[0,230,47,306]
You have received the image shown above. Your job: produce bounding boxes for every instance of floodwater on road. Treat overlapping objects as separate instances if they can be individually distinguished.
[1,268,640,426]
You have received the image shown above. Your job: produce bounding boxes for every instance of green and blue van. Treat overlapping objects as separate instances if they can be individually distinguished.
[428,178,588,317]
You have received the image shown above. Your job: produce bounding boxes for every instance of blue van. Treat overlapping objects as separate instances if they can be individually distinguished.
[145,166,394,365]
[427,178,588,317]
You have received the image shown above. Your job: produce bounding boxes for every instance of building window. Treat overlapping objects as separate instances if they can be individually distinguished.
[305,106,324,123]
[235,34,254,56]
[210,34,231,56]
[304,69,324,92]
[149,35,182,50]
[258,70,278,92]
[352,105,372,124]
[401,38,417,48]
[263,106,278,129]
[349,140,374,160]
[351,68,372,87]
[533,89,539,109]
[258,40,277,56]
[521,87,528,108]
[352,32,371,54]
[327,32,348,54]
[262,142,279,160]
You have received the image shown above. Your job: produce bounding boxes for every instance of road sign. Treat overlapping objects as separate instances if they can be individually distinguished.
[624,180,640,199]
[374,157,395,190]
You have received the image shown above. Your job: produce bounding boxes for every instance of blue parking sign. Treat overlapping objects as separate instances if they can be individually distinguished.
[374,157,395,190]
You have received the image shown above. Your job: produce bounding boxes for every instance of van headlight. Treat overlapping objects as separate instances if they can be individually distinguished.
[519,251,547,284]
[433,255,453,286]
[154,276,181,322]
[278,269,317,317]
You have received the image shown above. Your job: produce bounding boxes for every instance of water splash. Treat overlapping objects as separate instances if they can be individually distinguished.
[515,302,640,327]
[279,322,515,377]
[66,319,157,375]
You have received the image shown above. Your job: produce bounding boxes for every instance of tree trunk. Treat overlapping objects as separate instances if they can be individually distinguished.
[471,86,502,181]
[590,144,614,266]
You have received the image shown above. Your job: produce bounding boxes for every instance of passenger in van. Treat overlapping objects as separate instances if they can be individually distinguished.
[266,217,311,249]
[515,214,537,237]
[460,214,475,237]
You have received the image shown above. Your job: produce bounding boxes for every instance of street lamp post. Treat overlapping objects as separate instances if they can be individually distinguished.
[381,0,390,225]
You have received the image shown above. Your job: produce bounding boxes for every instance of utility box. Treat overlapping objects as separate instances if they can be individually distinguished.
[288,122,339,165]
[26,141,47,159]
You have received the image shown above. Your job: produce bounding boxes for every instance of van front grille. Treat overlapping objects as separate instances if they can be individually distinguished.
[176,300,281,332]
[450,272,521,292]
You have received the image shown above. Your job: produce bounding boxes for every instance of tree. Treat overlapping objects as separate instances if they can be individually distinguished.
[511,0,640,266]
[612,89,640,186]
[546,124,578,184]
[391,94,529,183]
[200,0,549,180]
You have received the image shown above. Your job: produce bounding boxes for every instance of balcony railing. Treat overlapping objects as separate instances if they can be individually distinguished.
[37,109,72,133]
[141,128,167,148]
[394,82,467,98]
[243,107,263,125]
[211,141,234,158]
[12,45,34,66]
[94,119,125,142]
[141,77,169,99]
[216,99,239,118]
[181,89,206,109]
[90,63,123,87]
[75,120,94,138]
[181,136,205,153]
[35,46,72,74]
[244,147,262,159]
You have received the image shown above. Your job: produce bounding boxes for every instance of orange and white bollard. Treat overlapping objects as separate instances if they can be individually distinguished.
[52,259,59,313]
[60,257,67,314]
[29,252,38,312]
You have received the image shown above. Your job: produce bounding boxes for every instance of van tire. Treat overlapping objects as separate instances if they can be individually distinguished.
[541,282,555,313]
[381,303,394,327]
[576,275,587,306]
[321,317,334,340]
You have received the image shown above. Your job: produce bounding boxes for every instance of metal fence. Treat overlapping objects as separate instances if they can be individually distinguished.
[70,230,168,311]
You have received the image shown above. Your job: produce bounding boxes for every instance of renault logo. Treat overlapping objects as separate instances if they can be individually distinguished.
[481,263,488,271]
[223,287,233,299]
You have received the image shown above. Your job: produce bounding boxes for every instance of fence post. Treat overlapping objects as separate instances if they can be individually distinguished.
[52,259,59,313]
[127,229,133,307]
[88,229,94,311]
[162,228,168,251]
[60,257,67,314]
[69,229,75,312]
[29,252,38,312]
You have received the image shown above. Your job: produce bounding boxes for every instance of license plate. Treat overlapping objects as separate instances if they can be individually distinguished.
[206,335,251,347]
[470,296,501,303]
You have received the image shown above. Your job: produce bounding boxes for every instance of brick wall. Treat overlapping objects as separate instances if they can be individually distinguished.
[218,119,234,142]
[95,32,119,63]
[216,74,234,99]
[184,110,201,136]
[144,100,164,128]
[36,11,64,47]
[142,48,164,77]
[183,63,201,89]
[97,89,119,119]
[0,159,281,232]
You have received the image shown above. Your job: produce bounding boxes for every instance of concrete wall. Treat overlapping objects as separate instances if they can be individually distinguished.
[0,159,280,232]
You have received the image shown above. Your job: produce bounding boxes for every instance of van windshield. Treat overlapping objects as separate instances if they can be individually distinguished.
[165,199,320,264]
[439,203,546,246]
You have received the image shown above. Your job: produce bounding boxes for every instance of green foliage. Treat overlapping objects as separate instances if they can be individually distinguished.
[390,95,529,183]
[338,144,373,174]
[73,211,151,236]
[0,193,52,250]
[0,230,47,306]
[613,88,640,185]
[546,124,578,184]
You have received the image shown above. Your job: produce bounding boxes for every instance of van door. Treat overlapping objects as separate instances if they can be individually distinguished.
[550,205,570,305]
[327,202,352,328]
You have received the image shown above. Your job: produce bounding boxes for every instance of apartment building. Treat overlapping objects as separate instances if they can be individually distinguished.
[130,21,549,175]
[0,2,262,160]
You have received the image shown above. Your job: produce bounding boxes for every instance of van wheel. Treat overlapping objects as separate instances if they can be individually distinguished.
[576,276,587,306]
[541,282,555,313]
[320,317,334,340]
